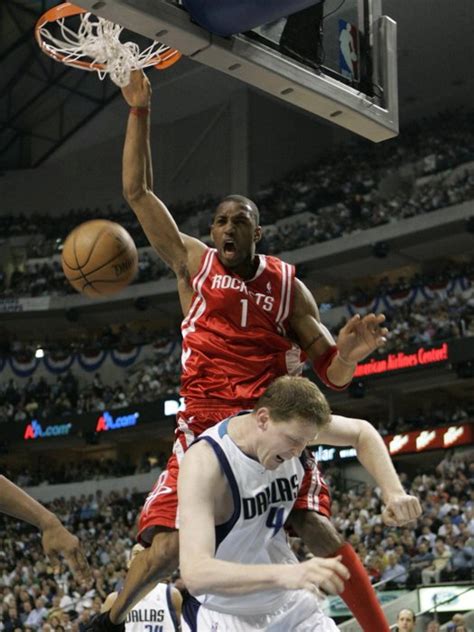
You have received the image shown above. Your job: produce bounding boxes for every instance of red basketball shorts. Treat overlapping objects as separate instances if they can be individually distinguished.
[137,407,331,545]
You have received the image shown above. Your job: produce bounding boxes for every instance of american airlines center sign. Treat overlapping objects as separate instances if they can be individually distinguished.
[354,343,449,378]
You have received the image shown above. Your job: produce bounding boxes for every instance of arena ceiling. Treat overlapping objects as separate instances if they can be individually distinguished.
[0,0,473,170]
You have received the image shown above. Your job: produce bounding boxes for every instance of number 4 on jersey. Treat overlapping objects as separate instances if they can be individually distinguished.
[266,506,285,536]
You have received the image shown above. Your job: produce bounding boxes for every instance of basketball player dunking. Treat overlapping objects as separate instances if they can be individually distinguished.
[88,69,409,632]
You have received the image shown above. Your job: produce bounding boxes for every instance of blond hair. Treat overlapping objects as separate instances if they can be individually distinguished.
[254,376,331,429]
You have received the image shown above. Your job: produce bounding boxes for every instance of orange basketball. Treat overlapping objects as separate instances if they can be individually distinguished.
[61,219,138,297]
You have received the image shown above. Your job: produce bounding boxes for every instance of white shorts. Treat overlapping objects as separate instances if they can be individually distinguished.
[182,590,339,631]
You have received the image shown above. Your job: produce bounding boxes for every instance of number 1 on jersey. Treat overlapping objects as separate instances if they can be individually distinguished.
[240,298,249,327]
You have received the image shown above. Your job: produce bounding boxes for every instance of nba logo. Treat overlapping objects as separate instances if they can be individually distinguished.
[339,19,359,82]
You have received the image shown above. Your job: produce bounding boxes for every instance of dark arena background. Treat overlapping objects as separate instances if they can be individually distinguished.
[0,0,473,630]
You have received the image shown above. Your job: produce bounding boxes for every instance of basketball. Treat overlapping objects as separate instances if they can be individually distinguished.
[61,219,138,297]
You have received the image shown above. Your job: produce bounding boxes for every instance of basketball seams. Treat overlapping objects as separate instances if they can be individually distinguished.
[65,246,134,281]
[65,223,109,271]
[62,220,138,297]
[72,229,93,291]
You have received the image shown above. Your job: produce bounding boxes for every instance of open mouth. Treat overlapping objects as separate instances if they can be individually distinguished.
[223,240,236,255]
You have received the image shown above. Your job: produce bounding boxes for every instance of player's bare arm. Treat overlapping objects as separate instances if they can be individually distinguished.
[0,475,91,584]
[290,278,388,388]
[121,70,206,303]
[178,442,348,596]
[289,278,354,387]
[316,416,422,525]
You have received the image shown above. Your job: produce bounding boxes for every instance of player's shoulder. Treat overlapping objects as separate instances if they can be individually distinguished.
[182,437,220,475]
[261,253,295,276]
[180,234,212,278]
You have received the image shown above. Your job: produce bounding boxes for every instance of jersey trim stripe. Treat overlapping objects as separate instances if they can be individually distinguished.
[182,249,215,337]
[165,584,180,631]
[198,435,241,551]
[183,248,213,328]
[306,461,322,511]
[280,262,293,326]
[191,247,213,294]
[274,259,288,334]
[182,596,200,632]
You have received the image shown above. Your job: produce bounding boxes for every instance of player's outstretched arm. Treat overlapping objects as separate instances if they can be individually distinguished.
[316,416,422,526]
[178,443,348,596]
[0,475,92,583]
[121,70,206,278]
[290,278,387,389]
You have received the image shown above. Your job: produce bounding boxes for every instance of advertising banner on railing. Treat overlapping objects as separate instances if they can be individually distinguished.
[312,422,473,462]
[4,399,179,444]
[386,423,473,456]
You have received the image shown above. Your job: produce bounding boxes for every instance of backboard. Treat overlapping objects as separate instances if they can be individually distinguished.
[73,0,398,142]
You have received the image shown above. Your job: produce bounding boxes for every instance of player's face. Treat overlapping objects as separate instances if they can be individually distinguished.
[211,201,261,269]
[257,415,316,470]
[397,611,415,632]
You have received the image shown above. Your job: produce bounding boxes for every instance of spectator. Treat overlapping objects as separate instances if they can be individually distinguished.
[380,552,408,588]
[445,536,473,581]
[395,608,416,632]
[421,537,452,584]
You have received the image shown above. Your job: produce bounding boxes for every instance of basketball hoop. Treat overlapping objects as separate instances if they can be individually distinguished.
[35,2,181,87]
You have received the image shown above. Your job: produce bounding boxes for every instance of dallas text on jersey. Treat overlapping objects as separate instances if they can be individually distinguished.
[242,475,299,519]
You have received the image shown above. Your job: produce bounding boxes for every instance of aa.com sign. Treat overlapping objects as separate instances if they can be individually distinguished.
[24,419,72,440]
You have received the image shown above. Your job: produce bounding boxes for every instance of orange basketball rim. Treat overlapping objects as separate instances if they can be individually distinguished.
[35,2,181,75]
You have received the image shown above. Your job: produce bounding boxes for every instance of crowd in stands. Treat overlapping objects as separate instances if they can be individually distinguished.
[0,345,181,425]
[1,109,473,298]
[2,450,167,489]
[1,326,179,358]
[0,252,171,299]
[332,260,473,353]
[0,487,144,632]
[0,452,472,632]
[372,403,473,437]
[344,261,474,307]
[337,285,473,355]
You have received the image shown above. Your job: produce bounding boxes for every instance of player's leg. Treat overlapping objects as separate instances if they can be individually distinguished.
[111,528,179,623]
[87,457,182,632]
[289,452,390,632]
[88,528,180,632]
[288,509,343,554]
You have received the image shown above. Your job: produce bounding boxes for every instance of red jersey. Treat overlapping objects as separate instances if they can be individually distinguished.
[180,248,304,408]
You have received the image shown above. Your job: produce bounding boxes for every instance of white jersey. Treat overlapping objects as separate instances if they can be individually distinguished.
[194,416,311,616]
[125,582,179,632]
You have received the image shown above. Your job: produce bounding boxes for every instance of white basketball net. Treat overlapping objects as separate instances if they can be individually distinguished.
[38,12,172,87]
